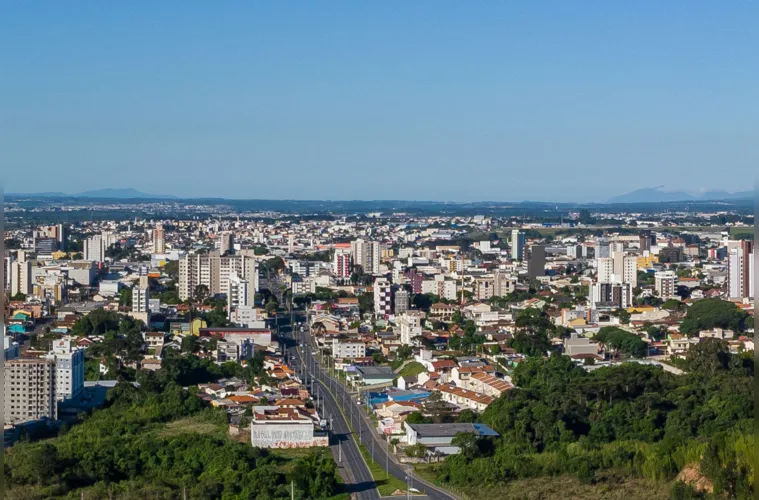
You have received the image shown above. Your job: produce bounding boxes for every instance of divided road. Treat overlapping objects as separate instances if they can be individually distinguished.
[283,315,458,500]
[283,322,380,500]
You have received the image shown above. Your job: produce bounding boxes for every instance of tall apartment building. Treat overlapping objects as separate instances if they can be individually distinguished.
[596,257,614,283]
[474,277,495,301]
[132,276,150,313]
[622,255,638,288]
[527,245,547,278]
[595,237,611,259]
[219,231,234,255]
[84,235,105,262]
[373,278,392,317]
[46,339,85,402]
[494,271,516,296]
[4,252,15,290]
[57,223,67,251]
[287,233,295,254]
[727,240,754,299]
[510,229,526,260]
[394,288,410,315]
[351,239,380,275]
[153,225,165,254]
[639,231,654,252]
[10,258,32,297]
[399,311,424,345]
[655,271,677,299]
[421,277,458,301]
[227,274,251,319]
[405,270,424,294]
[591,282,632,308]
[333,249,352,279]
[178,250,258,301]
[4,357,57,425]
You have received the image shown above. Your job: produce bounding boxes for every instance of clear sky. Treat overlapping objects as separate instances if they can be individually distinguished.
[1,2,756,202]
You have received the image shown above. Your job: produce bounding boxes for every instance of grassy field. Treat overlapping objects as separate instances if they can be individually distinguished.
[357,443,409,496]
[157,415,226,439]
[730,226,754,237]
[397,361,426,378]
[413,466,672,500]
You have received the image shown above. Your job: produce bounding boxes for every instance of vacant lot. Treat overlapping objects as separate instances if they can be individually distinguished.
[158,415,225,438]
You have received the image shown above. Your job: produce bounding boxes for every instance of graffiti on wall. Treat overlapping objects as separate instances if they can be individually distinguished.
[251,424,316,449]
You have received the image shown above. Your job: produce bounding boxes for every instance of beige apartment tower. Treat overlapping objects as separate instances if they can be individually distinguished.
[4,357,57,425]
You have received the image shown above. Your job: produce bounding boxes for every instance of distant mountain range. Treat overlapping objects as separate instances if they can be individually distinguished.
[7,186,754,205]
[607,187,754,204]
[9,188,177,199]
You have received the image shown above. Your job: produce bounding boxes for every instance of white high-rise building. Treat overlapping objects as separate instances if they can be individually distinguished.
[622,255,638,288]
[399,311,424,345]
[351,239,380,275]
[596,258,614,284]
[227,274,251,320]
[4,252,16,291]
[132,276,150,314]
[655,271,677,299]
[510,229,526,260]
[373,277,392,317]
[46,339,85,402]
[84,235,105,262]
[727,241,754,299]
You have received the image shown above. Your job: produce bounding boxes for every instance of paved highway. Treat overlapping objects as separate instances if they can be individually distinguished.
[286,314,459,500]
[282,321,380,500]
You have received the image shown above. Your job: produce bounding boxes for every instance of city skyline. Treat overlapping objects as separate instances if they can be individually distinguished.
[2,2,756,200]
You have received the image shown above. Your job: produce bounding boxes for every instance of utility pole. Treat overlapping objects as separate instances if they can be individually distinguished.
[339,439,343,462]
[386,437,389,479]
[291,480,295,500]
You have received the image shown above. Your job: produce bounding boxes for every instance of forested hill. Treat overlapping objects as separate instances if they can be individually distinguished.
[435,339,753,498]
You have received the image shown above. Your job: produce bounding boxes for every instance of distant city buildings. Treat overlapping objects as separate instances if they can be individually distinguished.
[178,250,258,301]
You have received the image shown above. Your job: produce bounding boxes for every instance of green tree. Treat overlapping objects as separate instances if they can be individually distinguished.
[118,286,133,307]
[405,412,432,425]
[405,443,428,459]
[451,432,480,459]
[679,299,748,335]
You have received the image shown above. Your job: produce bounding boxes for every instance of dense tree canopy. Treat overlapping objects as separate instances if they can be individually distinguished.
[594,327,648,358]
[436,347,753,497]
[679,299,749,336]
[5,351,337,500]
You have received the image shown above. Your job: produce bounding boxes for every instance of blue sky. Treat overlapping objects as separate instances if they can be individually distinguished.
[1,2,756,201]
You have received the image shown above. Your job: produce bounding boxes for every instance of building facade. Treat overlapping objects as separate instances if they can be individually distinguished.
[4,357,57,424]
